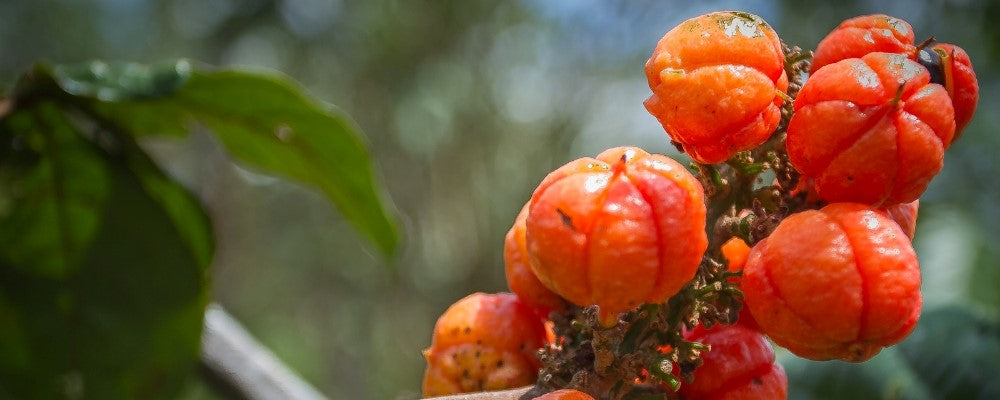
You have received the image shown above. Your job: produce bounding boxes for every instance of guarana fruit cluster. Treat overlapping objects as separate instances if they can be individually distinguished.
[421,11,978,400]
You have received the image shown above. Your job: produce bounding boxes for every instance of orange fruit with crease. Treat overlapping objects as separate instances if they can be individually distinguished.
[787,52,955,207]
[742,203,922,362]
[810,14,916,73]
[526,147,706,326]
[644,11,788,164]
[422,293,546,396]
[505,202,567,318]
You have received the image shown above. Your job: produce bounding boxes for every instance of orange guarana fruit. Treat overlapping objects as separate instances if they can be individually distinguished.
[543,320,557,346]
[526,147,706,326]
[921,43,979,138]
[679,324,788,400]
[880,199,919,240]
[532,389,596,400]
[787,52,955,207]
[721,237,759,331]
[810,14,916,73]
[505,202,567,318]
[742,203,922,362]
[644,11,788,164]
[422,293,546,396]
[722,237,752,274]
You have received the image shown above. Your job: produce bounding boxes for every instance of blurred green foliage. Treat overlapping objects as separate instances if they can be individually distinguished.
[0,0,997,399]
[0,66,211,398]
[783,306,1000,399]
[0,61,397,398]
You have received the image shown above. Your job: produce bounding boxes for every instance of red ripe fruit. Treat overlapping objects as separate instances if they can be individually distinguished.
[919,43,979,138]
[679,324,788,400]
[644,11,788,164]
[787,52,955,206]
[505,202,566,317]
[422,293,547,396]
[526,147,707,326]
[811,14,916,73]
[742,203,922,362]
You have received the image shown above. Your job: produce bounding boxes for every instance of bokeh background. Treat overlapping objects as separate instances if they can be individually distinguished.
[2,0,997,399]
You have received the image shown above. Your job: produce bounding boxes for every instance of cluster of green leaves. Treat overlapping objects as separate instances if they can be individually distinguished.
[0,60,398,399]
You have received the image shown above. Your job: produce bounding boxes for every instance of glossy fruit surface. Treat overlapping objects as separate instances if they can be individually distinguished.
[422,293,547,396]
[721,237,759,331]
[505,202,566,317]
[532,389,596,400]
[811,14,915,73]
[742,203,922,362]
[644,11,787,164]
[787,52,955,206]
[679,324,788,400]
[526,147,706,326]
[881,200,919,240]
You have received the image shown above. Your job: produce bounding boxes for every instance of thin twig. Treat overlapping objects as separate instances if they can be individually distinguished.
[200,303,330,400]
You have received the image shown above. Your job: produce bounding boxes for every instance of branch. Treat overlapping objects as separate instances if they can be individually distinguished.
[423,387,532,400]
[200,303,330,400]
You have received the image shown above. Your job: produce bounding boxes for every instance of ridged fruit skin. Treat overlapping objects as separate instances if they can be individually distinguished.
[810,14,916,73]
[526,147,707,326]
[930,43,979,138]
[881,200,919,240]
[644,11,788,164]
[505,202,566,317]
[532,389,596,400]
[679,324,788,400]
[721,237,759,331]
[742,203,922,362]
[422,293,547,396]
[787,52,955,207]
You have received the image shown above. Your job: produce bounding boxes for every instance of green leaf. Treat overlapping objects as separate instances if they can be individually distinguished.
[72,159,207,399]
[0,103,110,278]
[783,305,1000,400]
[43,61,400,256]
[50,60,192,101]
[0,96,211,399]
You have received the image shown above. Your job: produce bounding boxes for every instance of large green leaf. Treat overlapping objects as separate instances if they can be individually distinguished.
[784,305,1000,400]
[43,60,399,256]
[0,104,110,278]
[0,59,398,398]
[0,99,210,399]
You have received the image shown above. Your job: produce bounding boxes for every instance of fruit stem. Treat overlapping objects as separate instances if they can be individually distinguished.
[775,90,793,104]
[889,82,906,108]
[915,36,937,52]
